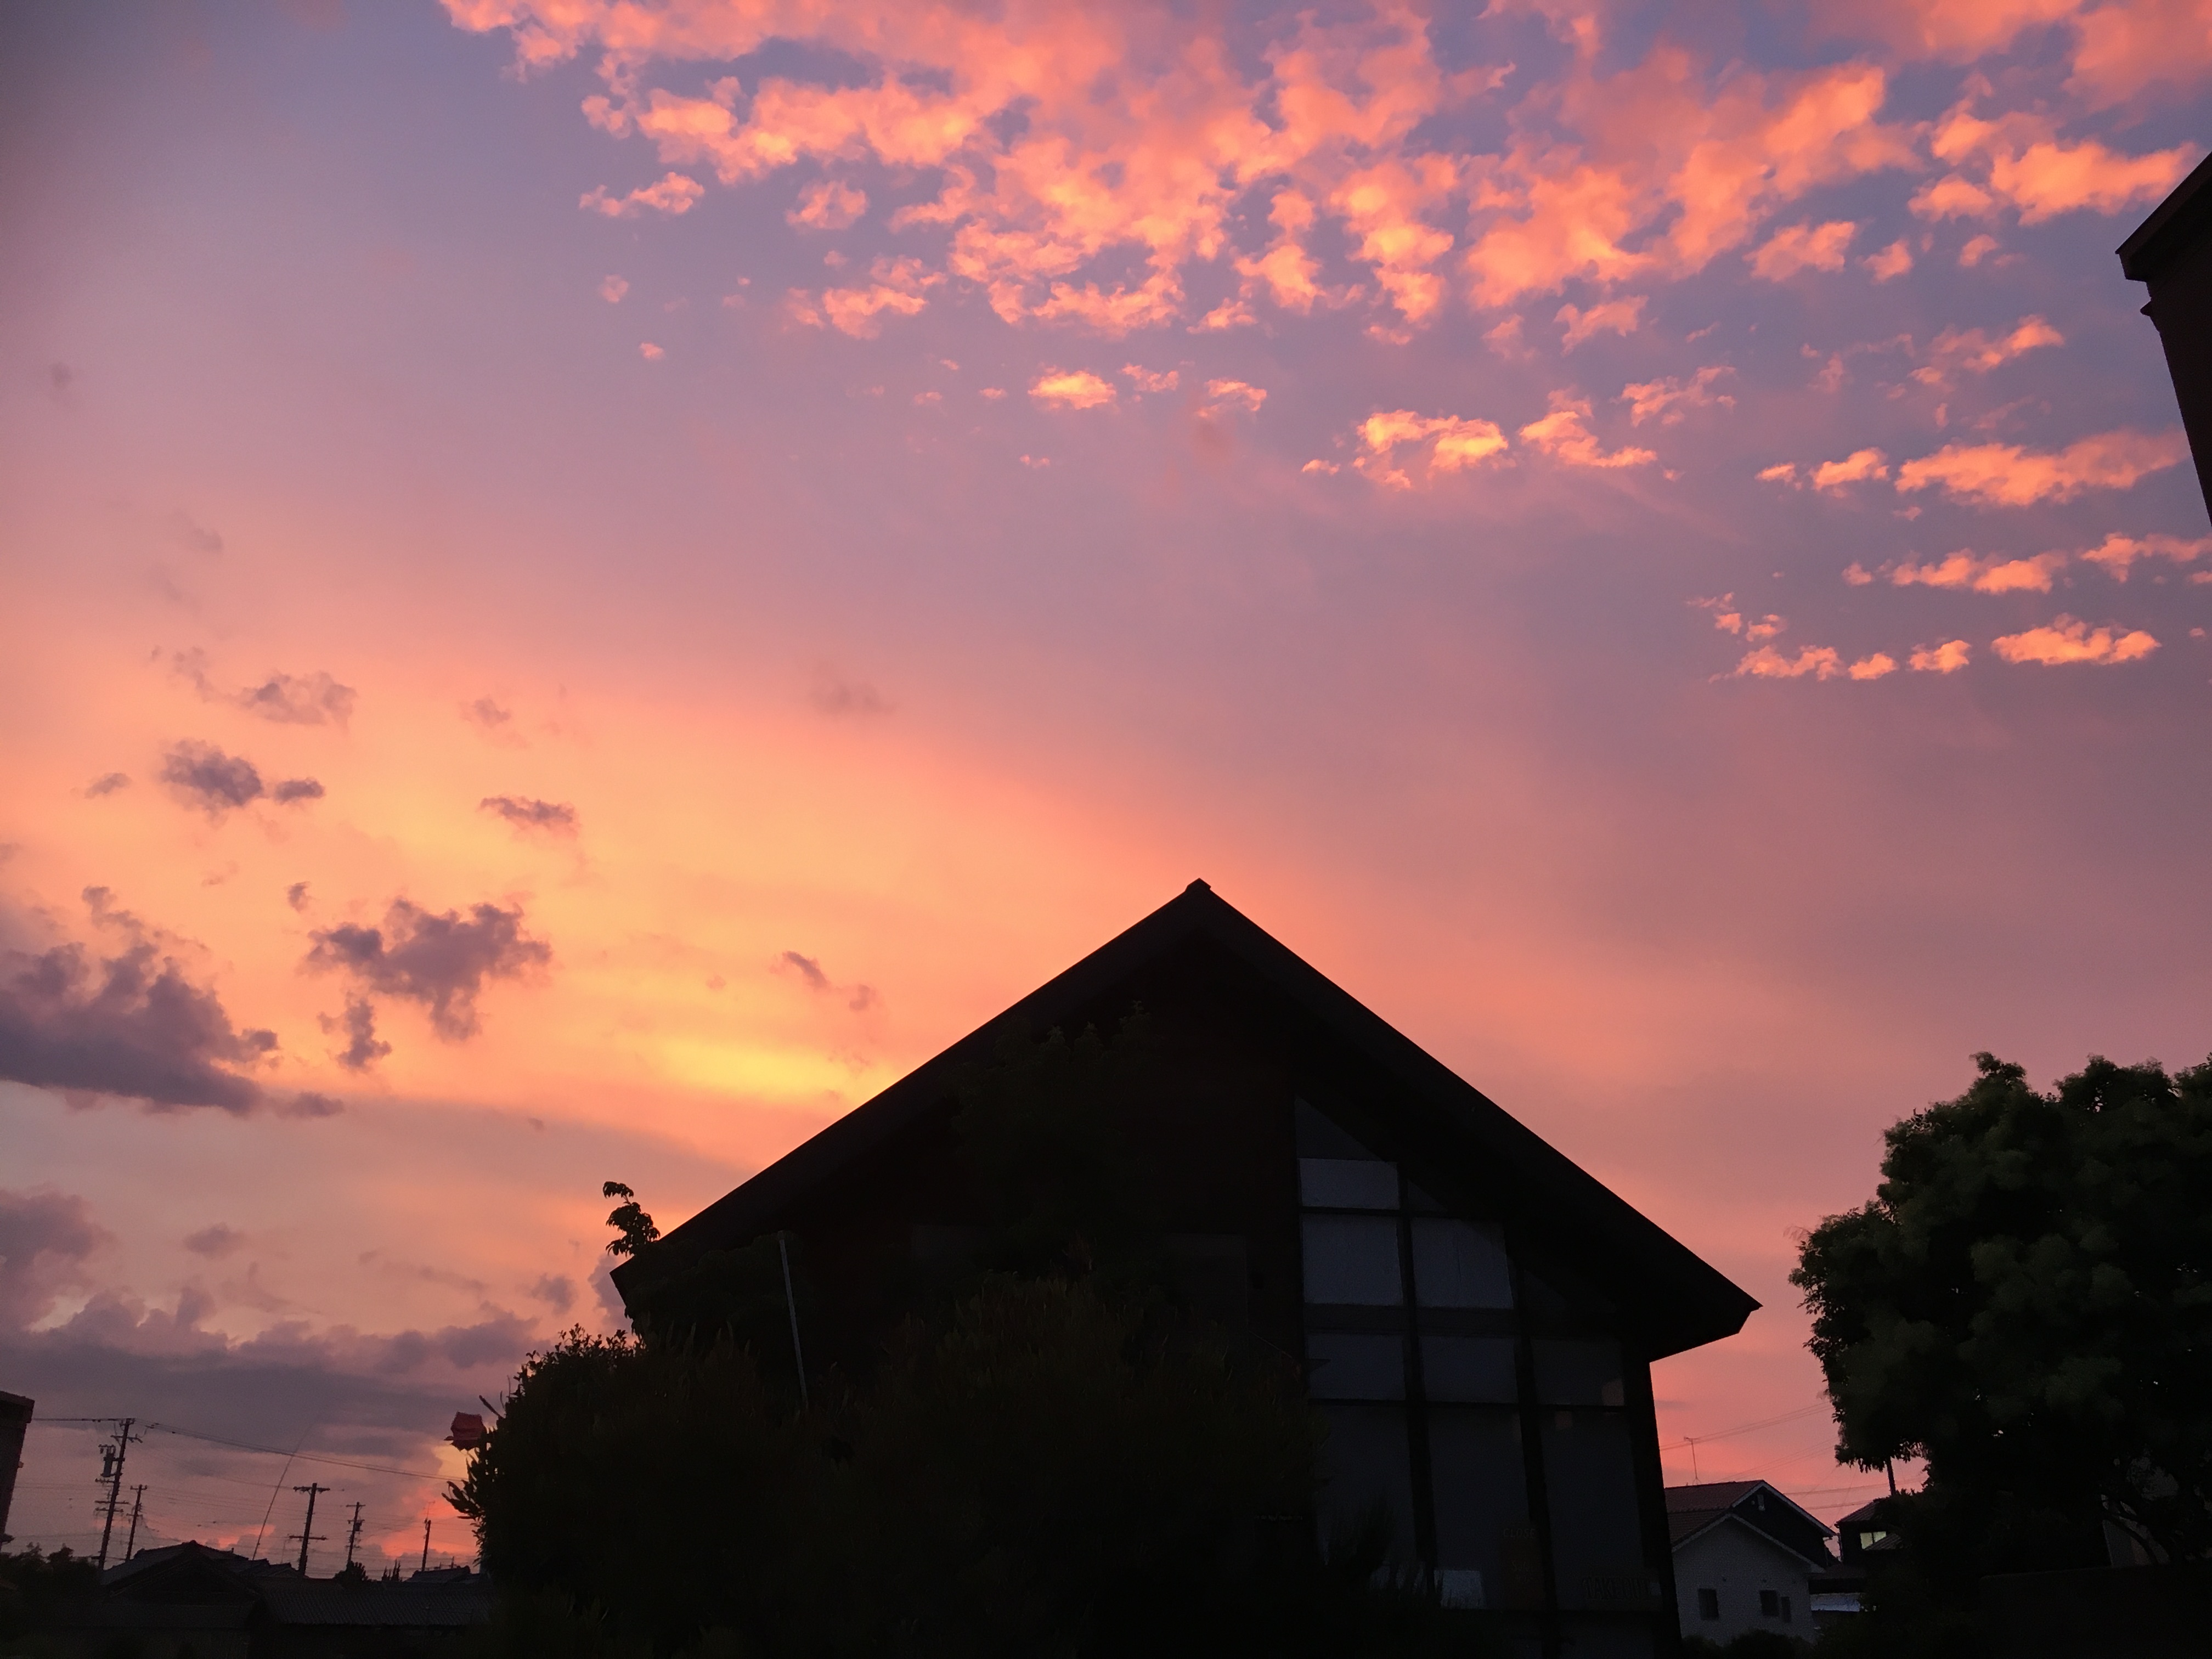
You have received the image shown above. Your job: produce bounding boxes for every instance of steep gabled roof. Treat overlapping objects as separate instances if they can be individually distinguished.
[625,881,1758,1358]
[1666,1481,1835,1555]
[1669,1509,1831,1570]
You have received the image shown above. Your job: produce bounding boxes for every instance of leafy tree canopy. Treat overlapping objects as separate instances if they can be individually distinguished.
[1793,1051,2212,1568]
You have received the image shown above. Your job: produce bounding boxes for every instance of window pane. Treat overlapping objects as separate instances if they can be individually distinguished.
[1410,1218,1513,1308]
[1301,1215,1403,1305]
[1420,1335,1519,1404]
[1299,1158,1401,1210]
[1315,1403,1418,1567]
[1427,1408,1532,1607]
[1533,1338,1625,1407]
[1542,1410,1653,1611]
[1306,1333,1405,1401]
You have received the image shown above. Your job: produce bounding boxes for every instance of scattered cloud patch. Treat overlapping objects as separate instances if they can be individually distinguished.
[83,772,131,798]
[1812,448,1890,490]
[0,1188,109,1329]
[1030,369,1118,410]
[1748,219,1855,280]
[777,950,830,991]
[479,796,580,837]
[599,275,629,304]
[1958,234,2001,267]
[1911,315,2064,388]
[0,890,276,1112]
[183,1224,246,1258]
[271,777,325,804]
[639,341,665,360]
[282,1090,344,1118]
[1555,297,1645,350]
[1895,427,2188,506]
[1993,616,2158,665]
[1353,409,1508,487]
[2078,531,2212,579]
[1518,393,1656,469]
[789,179,867,229]
[1864,238,1914,280]
[1888,550,2065,592]
[1848,653,1898,679]
[1620,366,1734,426]
[160,743,266,819]
[1910,640,1973,673]
[581,172,704,217]
[173,651,356,729]
[1122,365,1179,393]
[1203,378,1266,413]
[307,899,550,1042]
[321,995,390,1071]
[286,882,311,912]
[1734,645,1844,680]
[809,665,890,716]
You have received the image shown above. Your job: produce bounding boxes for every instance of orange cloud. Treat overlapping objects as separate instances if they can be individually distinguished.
[1917,96,2197,224]
[1910,639,1973,673]
[1888,550,2065,592]
[2068,0,2212,106]
[1863,238,1914,280]
[597,274,629,304]
[1693,595,1785,641]
[1991,616,2159,664]
[788,179,867,229]
[1747,219,1855,280]
[1203,379,1267,413]
[1122,365,1180,393]
[580,172,704,217]
[1733,644,1844,680]
[1518,392,1656,469]
[1029,369,1118,410]
[1957,233,2001,267]
[2077,531,2212,579]
[788,256,941,338]
[1353,409,1509,487]
[1894,428,2188,506]
[1556,296,1645,349]
[1620,366,1734,426]
[1909,314,2063,387]
[1812,448,1889,490]
[1847,653,1898,679]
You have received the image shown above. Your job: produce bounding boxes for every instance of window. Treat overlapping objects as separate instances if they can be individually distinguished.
[1759,1588,1780,1618]
[1299,1157,1400,1209]
[1697,1588,1719,1621]
[1410,1218,1513,1307]
[1419,1335,1519,1403]
[1305,1333,1406,1400]
[1781,1594,1793,1624]
[1301,1215,1403,1305]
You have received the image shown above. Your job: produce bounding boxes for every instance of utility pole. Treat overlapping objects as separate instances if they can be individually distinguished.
[94,1419,139,1572]
[290,1483,330,1575]
[343,1502,364,1570]
[778,1233,809,1410]
[123,1486,147,1562]
[420,1516,431,1573]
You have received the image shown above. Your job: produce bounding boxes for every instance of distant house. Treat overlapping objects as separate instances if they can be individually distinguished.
[1667,1480,1835,1645]
[2120,150,2212,518]
[46,1541,490,1657]
[620,881,1759,1655]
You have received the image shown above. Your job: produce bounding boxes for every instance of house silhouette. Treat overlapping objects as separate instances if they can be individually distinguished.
[617,881,1757,1655]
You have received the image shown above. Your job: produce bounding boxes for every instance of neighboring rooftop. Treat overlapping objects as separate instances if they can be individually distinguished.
[2118,150,2212,284]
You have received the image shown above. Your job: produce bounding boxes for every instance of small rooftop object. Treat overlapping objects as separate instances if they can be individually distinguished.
[2119,149,2212,520]
[448,1411,487,1451]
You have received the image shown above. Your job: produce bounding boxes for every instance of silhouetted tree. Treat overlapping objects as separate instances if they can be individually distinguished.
[0,1545,98,1640]
[1792,1052,2212,1651]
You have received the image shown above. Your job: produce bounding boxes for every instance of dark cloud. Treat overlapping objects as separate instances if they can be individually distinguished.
[319,995,389,1071]
[183,1224,246,1259]
[461,697,515,732]
[479,796,579,837]
[286,882,311,911]
[156,741,320,815]
[47,362,73,401]
[84,772,131,798]
[172,650,356,729]
[306,899,550,1040]
[530,1274,575,1313]
[235,671,355,729]
[809,665,890,717]
[160,742,264,816]
[0,889,276,1112]
[0,1188,110,1329]
[282,1090,345,1119]
[778,949,830,990]
[849,984,879,1013]
[171,516,223,556]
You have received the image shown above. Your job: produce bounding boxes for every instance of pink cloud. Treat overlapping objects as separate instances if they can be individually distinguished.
[1847,653,1898,680]
[1556,296,1645,349]
[2068,0,2212,105]
[1909,314,2064,388]
[2078,531,2212,579]
[1894,428,2189,506]
[1888,550,2066,592]
[1518,392,1656,469]
[1122,365,1180,393]
[1621,366,1735,426]
[1991,616,2159,665]
[1957,233,2001,267]
[1918,96,2197,224]
[1812,448,1889,490]
[1733,644,1844,680]
[1029,369,1118,410]
[598,275,629,304]
[1910,639,1973,673]
[1863,238,1914,280]
[788,179,867,229]
[1747,219,1855,280]
[1203,379,1266,413]
[580,172,705,218]
[1353,409,1509,487]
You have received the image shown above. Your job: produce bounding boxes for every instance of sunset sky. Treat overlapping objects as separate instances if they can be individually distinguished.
[4,0,2208,1565]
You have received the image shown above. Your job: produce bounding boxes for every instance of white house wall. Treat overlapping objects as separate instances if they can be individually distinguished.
[1672,1519,1815,1646]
